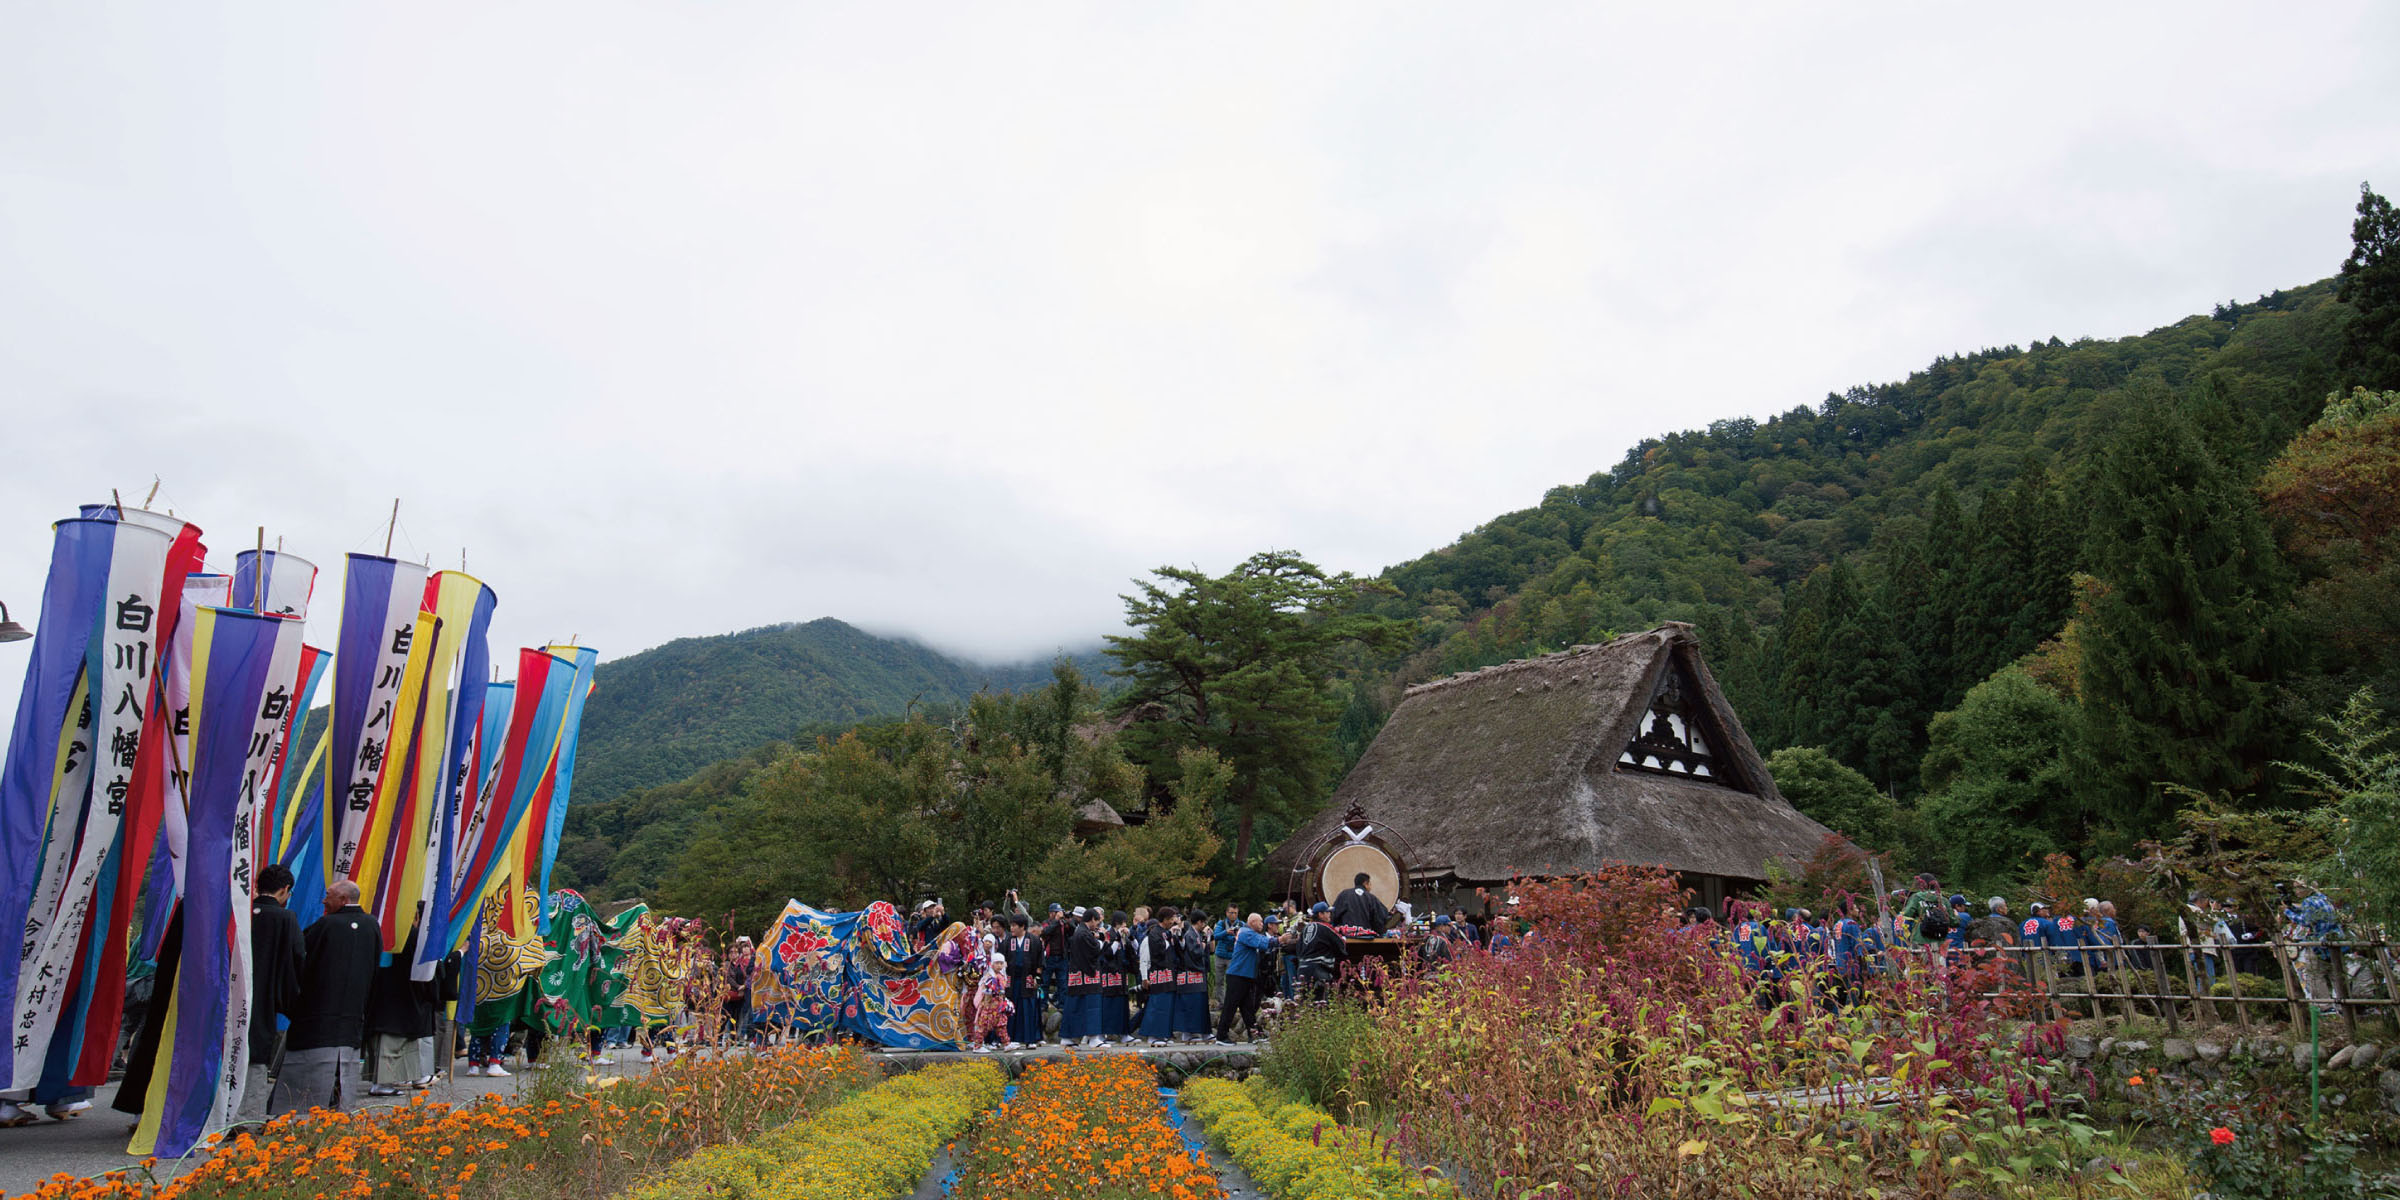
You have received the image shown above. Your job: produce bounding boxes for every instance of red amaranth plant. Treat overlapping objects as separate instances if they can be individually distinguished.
[1307,866,2101,1199]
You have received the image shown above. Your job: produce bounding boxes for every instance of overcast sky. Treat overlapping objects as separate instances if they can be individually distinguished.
[5,4,2398,721]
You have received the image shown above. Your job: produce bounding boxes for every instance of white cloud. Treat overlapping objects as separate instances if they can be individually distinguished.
[4,2,2398,732]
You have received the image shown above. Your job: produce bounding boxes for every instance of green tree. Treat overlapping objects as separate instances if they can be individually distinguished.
[2336,182,2400,391]
[1773,561,1862,754]
[1106,550,1408,864]
[2259,388,2400,722]
[1766,746,1910,853]
[1028,748,1228,913]
[2281,688,2400,933]
[1917,667,2080,892]
[1953,461,2076,692]
[2077,389,2288,843]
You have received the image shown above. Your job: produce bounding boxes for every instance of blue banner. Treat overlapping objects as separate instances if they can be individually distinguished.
[0,518,116,1084]
[137,606,280,1159]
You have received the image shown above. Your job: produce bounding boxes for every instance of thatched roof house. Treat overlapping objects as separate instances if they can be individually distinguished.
[1267,623,1833,911]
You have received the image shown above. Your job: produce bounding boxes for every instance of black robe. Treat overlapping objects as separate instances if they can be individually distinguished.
[1100,932,1129,997]
[364,928,438,1041]
[249,895,305,1065]
[1065,924,1101,996]
[1173,925,1210,994]
[288,905,382,1052]
[1141,925,1176,991]
[112,906,182,1116]
[1330,886,1390,933]
[1001,934,1043,997]
[1294,919,1350,981]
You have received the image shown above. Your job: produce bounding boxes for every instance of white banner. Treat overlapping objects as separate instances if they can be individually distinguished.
[10,521,173,1085]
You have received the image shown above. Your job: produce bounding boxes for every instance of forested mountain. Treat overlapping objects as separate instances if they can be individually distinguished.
[1352,280,2347,772]
[571,617,1106,804]
[567,186,2400,912]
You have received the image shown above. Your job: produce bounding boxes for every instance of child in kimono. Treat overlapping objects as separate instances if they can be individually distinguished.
[971,951,1013,1051]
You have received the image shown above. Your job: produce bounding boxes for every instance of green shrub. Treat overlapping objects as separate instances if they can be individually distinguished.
[624,1061,1005,1200]
[2210,972,2287,999]
[1183,1077,1458,1200]
[1259,999,1386,1113]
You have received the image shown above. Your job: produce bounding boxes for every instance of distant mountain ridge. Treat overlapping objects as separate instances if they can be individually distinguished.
[570,617,1106,804]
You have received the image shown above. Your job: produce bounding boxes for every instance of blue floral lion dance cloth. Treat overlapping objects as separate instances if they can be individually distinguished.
[752,899,968,1050]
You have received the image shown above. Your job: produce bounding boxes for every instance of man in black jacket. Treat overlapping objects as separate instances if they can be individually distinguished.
[1329,873,1391,934]
[1292,902,1350,1000]
[235,864,305,1124]
[270,881,380,1116]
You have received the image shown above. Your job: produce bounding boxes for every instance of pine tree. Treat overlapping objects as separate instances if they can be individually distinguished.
[1952,460,2073,693]
[1867,533,1944,784]
[1105,550,1409,865]
[1775,563,1857,753]
[2337,183,2400,391]
[2077,389,2288,844]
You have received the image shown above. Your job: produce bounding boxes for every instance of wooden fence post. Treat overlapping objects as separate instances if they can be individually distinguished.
[2111,942,2139,1025]
[2145,937,2180,1036]
[2379,940,2400,1042]
[2267,929,2308,1040]
[2325,940,2360,1045]
[2178,938,2216,1026]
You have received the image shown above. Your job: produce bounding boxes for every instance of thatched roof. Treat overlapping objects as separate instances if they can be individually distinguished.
[1267,624,1832,886]
[1073,798,1127,835]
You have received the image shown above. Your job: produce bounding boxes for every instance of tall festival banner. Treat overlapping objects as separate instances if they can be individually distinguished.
[0,518,121,1087]
[71,511,206,1085]
[214,605,307,1129]
[233,548,321,864]
[129,606,285,1159]
[536,645,600,903]
[126,570,235,973]
[276,740,332,929]
[444,653,574,952]
[213,610,306,1134]
[7,519,174,1086]
[322,555,430,894]
[261,644,327,862]
[231,548,316,622]
[416,574,496,969]
[353,608,441,951]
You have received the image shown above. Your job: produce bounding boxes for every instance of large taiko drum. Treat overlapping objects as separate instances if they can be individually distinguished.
[1320,843,1400,911]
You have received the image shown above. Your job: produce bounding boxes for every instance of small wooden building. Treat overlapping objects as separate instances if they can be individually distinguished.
[1267,623,1834,916]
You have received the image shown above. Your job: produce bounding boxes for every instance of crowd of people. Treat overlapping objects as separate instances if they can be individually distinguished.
[11,864,2370,1135]
[1711,871,2374,1013]
[901,877,1518,1051]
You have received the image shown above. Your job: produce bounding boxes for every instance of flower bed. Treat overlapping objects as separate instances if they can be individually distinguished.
[951,1056,1223,1200]
[622,1059,1004,1200]
[14,1044,879,1200]
[1181,1076,1455,1200]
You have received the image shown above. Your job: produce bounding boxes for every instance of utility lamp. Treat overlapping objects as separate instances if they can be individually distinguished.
[0,601,29,644]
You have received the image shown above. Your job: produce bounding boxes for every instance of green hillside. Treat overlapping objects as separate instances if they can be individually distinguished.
[570,617,1105,805]
[1356,282,2347,767]
[563,185,2400,911]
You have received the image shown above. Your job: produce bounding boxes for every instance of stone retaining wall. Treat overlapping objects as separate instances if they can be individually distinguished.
[2062,1029,2399,1119]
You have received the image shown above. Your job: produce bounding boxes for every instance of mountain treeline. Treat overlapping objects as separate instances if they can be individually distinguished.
[1344,183,2400,897]
[569,617,1107,804]
[564,184,2400,916]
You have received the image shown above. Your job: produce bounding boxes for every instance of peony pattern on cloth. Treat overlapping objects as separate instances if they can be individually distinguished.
[757,899,966,1049]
